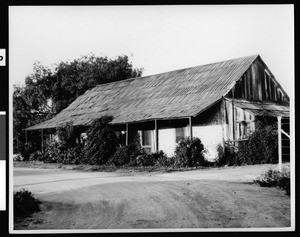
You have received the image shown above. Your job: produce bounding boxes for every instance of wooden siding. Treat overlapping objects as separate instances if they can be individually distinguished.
[226,58,289,103]
[224,99,255,141]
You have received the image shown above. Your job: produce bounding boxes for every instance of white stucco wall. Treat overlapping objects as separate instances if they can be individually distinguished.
[192,125,223,161]
[157,125,223,160]
[158,128,176,157]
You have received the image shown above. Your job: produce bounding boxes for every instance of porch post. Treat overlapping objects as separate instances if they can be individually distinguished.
[278,116,282,172]
[189,116,193,139]
[154,119,158,153]
[41,129,44,153]
[221,98,226,152]
[125,123,129,146]
[232,100,235,141]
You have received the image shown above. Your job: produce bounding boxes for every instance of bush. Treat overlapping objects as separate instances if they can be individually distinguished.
[29,150,44,161]
[174,137,206,167]
[19,142,35,161]
[84,116,118,165]
[108,132,143,167]
[135,151,167,167]
[235,124,278,165]
[14,189,41,221]
[20,122,86,164]
[277,170,290,195]
[156,155,176,167]
[42,140,61,163]
[56,122,84,150]
[215,144,236,167]
[110,135,174,167]
[13,154,24,162]
[109,146,131,166]
[59,146,83,165]
[254,168,290,195]
[42,138,84,164]
[111,148,175,168]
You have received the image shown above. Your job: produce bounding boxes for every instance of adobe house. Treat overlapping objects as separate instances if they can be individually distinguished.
[26,55,290,160]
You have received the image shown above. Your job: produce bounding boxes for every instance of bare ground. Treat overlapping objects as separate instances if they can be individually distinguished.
[13,164,291,230]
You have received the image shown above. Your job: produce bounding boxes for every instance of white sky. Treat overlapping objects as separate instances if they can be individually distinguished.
[9,5,294,95]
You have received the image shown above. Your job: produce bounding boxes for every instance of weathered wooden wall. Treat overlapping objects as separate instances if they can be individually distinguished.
[226,58,289,103]
[224,99,256,141]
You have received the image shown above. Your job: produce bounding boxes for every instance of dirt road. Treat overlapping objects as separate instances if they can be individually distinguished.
[13,164,291,230]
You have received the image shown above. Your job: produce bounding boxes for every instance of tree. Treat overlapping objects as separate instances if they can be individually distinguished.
[50,54,143,113]
[13,83,53,155]
[13,62,56,154]
[13,84,30,154]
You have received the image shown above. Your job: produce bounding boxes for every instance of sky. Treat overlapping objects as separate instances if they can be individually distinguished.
[9,5,294,95]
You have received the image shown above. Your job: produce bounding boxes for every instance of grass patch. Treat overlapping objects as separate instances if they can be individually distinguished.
[14,160,210,173]
[254,168,290,195]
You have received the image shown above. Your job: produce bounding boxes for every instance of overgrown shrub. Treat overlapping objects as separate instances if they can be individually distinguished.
[56,122,85,150]
[13,154,24,162]
[254,168,290,195]
[136,151,167,167]
[29,150,44,161]
[277,172,291,195]
[235,124,278,165]
[174,137,206,167]
[41,139,84,165]
[108,133,143,167]
[215,144,236,167]
[42,140,61,163]
[14,189,41,221]
[19,142,35,161]
[20,122,86,164]
[156,155,176,167]
[59,146,84,165]
[109,146,131,166]
[84,116,118,165]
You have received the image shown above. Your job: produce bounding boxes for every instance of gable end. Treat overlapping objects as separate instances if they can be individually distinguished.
[225,56,289,103]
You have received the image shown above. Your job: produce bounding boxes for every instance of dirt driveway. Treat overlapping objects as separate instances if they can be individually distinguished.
[13,164,291,230]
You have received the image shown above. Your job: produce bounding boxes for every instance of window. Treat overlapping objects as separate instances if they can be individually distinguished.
[239,122,247,139]
[176,127,185,143]
[141,130,152,146]
[140,130,153,154]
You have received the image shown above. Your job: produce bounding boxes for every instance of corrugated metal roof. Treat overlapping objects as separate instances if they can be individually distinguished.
[26,55,259,130]
[233,99,290,117]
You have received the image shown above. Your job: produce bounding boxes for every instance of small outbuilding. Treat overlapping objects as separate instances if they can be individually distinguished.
[26,55,290,160]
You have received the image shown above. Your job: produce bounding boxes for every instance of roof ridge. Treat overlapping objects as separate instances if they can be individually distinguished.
[90,54,260,89]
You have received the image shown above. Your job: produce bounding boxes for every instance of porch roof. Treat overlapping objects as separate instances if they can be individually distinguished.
[232,99,290,118]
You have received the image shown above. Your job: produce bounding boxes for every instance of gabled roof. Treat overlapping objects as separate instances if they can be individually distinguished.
[26,55,261,130]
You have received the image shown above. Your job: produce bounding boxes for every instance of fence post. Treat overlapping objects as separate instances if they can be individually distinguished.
[278,116,282,172]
